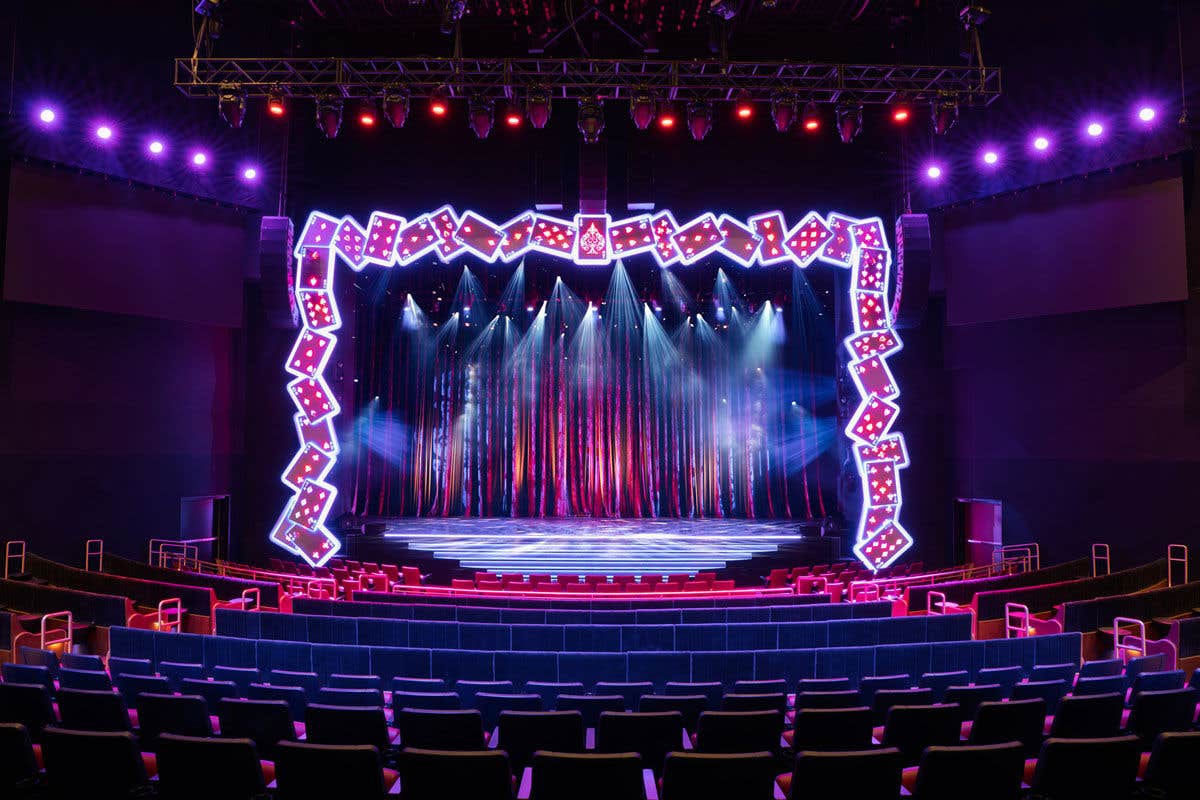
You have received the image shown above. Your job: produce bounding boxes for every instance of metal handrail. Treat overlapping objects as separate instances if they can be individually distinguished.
[1000,542,1040,572]
[1091,543,1111,577]
[846,558,1023,602]
[4,540,26,579]
[1004,602,1031,639]
[240,588,261,611]
[927,591,948,615]
[1167,544,1188,587]
[157,598,183,633]
[84,539,104,572]
[1112,616,1146,664]
[148,539,197,570]
[39,610,73,650]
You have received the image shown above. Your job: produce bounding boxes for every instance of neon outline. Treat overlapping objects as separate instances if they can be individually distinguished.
[573,213,614,265]
[273,207,910,571]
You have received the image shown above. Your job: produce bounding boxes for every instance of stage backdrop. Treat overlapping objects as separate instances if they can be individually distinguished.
[343,253,840,520]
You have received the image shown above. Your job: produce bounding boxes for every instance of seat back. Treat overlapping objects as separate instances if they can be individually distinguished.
[41,727,148,798]
[0,722,38,794]
[694,710,783,754]
[315,687,385,708]
[917,671,969,703]
[392,690,461,711]
[880,704,962,765]
[273,741,386,800]
[942,684,1005,722]
[858,674,913,707]
[248,683,308,722]
[114,673,172,709]
[60,654,105,672]
[1142,731,1200,800]
[454,680,513,709]
[137,693,212,749]
[1125,688,1199,747]
[526,681,584,708]
[733,679,787,694]
[1,664,53,694]
[1130,670,1186,697]
[638,695,708,731]
[555,694,625,727]
[217,698,296,761]
[976,666,1023,694]
[0,683,55,740]
[1029,662,1077,684]
[267,669,320,698]
[328,673,383,691]
[180,678,239,708]
[790,707,873,751]
[57,667,112,692]
[913,742,1024,800]
[873,687,935,725]
[595,711,684,774]
[393,677,448,694]
[1077,658,1123,678]
[595,681,654,710]
[720,692,787,713]
[1010,679,1068,714]
[1049,693,1124,739]
[1073,675,1126,697]
[1031,736,1140,800]
[397,709,486,751]
[969,698,1045,757]
[497,710,585,771]
[790,748,902,800]
[212,665,260,694]
[398,748,512,800]
[797,677,853,694]
[475,692,543,730]
[529,752,644,800]
[56,688,131,732]
[107,656,154,680]
[156,733,266,800]
[664,681,723,708]
[660,752,776,800]
[795,690,861,710]
[158,661,205,690]
[304,703,391,753]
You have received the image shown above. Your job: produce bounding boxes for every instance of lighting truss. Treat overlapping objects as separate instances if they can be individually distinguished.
[175,57,1000,107]
[272,205,913,572]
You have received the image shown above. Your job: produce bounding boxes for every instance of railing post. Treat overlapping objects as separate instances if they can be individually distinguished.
[84,539,104,572]
[1091,543,1111,577]
[1004,602,1031,639]
[1112,616,1146,664]
[1167,544,1188,587]
[4,540,27,579]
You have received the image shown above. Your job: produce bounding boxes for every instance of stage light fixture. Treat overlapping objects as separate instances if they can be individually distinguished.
[836,104,863,143]
[924,163,943,181]
[95,124,114,141]
[429,85,450,117]
[630,91,656,130]
[1031,133,1050,152]
[266,89,287,117]
[383,89,410,128]
[709,0,738,20]
[315,96,343,139]
[771,95,795,132]
[1136,104,1157,124]
[503,101,523,127]
[687,101,713,141]
[242,166,259,181]
[734,90,753,120]
[981,148,999,166]
[191,151,209,167]
[801,101,821,132]
[468,97,494,139]
[356,100,378,128]
[147,139,165,156]
[526,86,551,128]
[37,106,57,125]
[218,85,246,128]
[441,0,466,34]
[891,101,912,124]
[1085,120,1104,138]
[657,101,677,130]
[931,101,958,135]
[577,96,605,144]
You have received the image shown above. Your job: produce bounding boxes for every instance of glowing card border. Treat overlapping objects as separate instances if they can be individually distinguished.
[273,206,911,570]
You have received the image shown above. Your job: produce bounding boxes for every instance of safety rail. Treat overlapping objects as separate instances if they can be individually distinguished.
[383,583,801,602]
[849,583,880,603]
[846,558,1024,603]
[1167,544,1188,587]
[927,591,948,615]
[1004,602,1031,639]
[240,587,261,611]
[150,540,199,571]
[4,540,26,579]
[84,539,104,572]
[1112,616,1146,664]
[999,542,1040,572]
[307,578,337,600]
[1091,543,1111,577]
[41,610,73,650]
[162,555,332,598]
[157,598,183,633]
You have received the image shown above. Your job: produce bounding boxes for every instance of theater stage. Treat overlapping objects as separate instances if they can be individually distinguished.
[341,517,838,577]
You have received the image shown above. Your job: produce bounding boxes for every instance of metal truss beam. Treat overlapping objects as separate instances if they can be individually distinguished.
[175,57,1001,106]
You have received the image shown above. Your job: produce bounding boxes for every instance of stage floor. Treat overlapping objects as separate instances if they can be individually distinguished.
[373,518,812,574]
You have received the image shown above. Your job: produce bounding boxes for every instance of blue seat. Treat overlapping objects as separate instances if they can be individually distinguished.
[268,669,321,699]
[212,665,261,694]
[393,677,448,695]
[525,681,584,709]
[158,661,206,690]
[1010,679,1069,714]
[248,683,309,721]
[665,682,723,710]
[57,668,112,692]
[594,682,654,711]
[114,674,172,710]
[858,675,912,707]
[328,673,383,692]
[1129,670,1185,700]
[1073,675,1126,697]
[474,693,543,730]
[392,691,461,711]
[918,671,969,704]
[798,677,853,694]
[180,678,240,707]
[1,664,53,695]
[1078,658,1123,678]
[61,654,105,671]
[976,666,1023,694]
[454,680,513,709]
[107,657,154,680]
[1029,663,1077,684]
[315,687,385,708]
[18,647,60,680]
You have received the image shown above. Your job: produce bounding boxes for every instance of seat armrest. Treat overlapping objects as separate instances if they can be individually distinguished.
[586,727,595,750]
[681,730,693,751]
[488,727,499,748]
[774,782,787,800]
[517,767,533,800]
[643,768,659,800]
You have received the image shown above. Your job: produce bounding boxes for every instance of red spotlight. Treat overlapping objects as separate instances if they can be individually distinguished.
[891,101,912,124]
[429,85,450,117]
[266,89,286,117]
[801,101,821,132]
[630,92,655,130]
[357,101,378,127]
[734,90,753,120]
[504,101,523,127]
[658,101,677,130]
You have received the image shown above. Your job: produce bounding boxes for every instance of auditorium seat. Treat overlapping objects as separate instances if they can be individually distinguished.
[455,680,514,709]
[1010,678,1069,714]
[795,690,861,710]
[638,695,707,731]
[268,669,321,698]
[1142,731,1200,800]
[1048,692,1124,739]
[60,653,104,672]
[217,698,298,760]
[212,665,260,694]
[797,676,852,694]
[787,706,873,751]
[392,690,461,711]
[917,670,969,703]
[248,683,309,722]
[56,688,132,732]
[180,677,239,709]
[661,751,776,800]
[967,698,1045,756]
[909,742,1024,800]
[595,711,683,775]
[595,681,654,710]
[304,703,394,753]
[781,748,902,800]
[1073,675,1126,697]
[858,674,912,707]
[476,692,543,730]
[721,692,787,714]
[1029,735,1140,800]
[872,687,935,725]
[273,741,398,798]
[396,708,486,750]
[526,681,584,708]
[57,667,112,692]
[451,578,476,590]
[0,683,56,741]
[554,694,625,727]
[315,687,386,708]
[1129,670,1186,699]
[1078,658,1124,678]
[733,678,786,694]
[0,723,38,797]
[977,666,1023,694]
[107,656,154,680]
[157,661,205,689]
[942,684,1006,723]
[1124,688,1198,748]
[1029,662,1078,684]
[878,704,961,766]
[398,748,512,800]
[393,676,447,694]
[115,673,172,711]
[328,672,384,692]
[135,693,213,749]
[18,647,61,679]
[694,710,782,754]
[664,681,723,709]
[526,751,646,800]
[40,727,153,798]
[498,710,586,771]
[1,664,54,695]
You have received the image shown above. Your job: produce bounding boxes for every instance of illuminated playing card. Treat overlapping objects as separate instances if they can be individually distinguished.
[286,329,335,379]
[849,354,899,400]
[608,215,655,258]
[850,217,888,251]
[454,212,505,260]
[854,246,889,292]
[845,395,899,446]
[574,214,612,265]
[820,212,857,266]
[282,442,335,490]
[294,212,340,253]
[716,215,761,267]
[396,216,439,264]
[861,504,899,533]
[855,435,909,470]
[288,479,337,530]
[852,290,889,332]
[429,206,465,261]
[864,459,901,507]
[295,412,338,455]
[288,375,340,424]
[853,519,913,570]
[498,213,535,262]
[332,217,368,270]
[844,329,902,360]
[783,212,834,267]
[363,212,405,267]
[650,211,681,267]
[297,247,333,291]
[671,213,724,264]
[270,520,340,566]
[298,290,339,331]
[529,214,577,258]
[748,211,790,265]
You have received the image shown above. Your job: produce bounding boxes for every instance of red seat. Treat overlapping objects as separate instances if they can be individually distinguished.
[712,580,736,591]
[624,582,651,592]
[668,573,690,585]
[656,581,681,593]
[477,580,503,591]
[594,583,621,594]
[504,581,533,592]
[612,575,637,586]
[584,575,608,586]
[565,583,593,593]
[683,580,711,592]
[451,579,475,590]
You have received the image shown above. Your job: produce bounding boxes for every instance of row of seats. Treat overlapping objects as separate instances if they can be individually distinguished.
[212,607,974,653]
[346,588,831,609]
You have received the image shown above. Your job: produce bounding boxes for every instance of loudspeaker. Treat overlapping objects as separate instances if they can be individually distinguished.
[259,216,298,329]
[890,214,932,329]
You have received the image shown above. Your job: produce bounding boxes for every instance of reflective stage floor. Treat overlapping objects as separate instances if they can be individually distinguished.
[368,517,818,575]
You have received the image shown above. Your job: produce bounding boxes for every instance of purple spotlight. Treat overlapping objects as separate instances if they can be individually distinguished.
[923,163,943,182]
[1136,105,1156,124]
[191,151,208,167]
[147,139,165,156]
[1031,134,1050,153]
[241,166,258,181]
[94,124,114,141]
[981,149,1000,167]
[37,107,57,125]
[1085,120,1104,138]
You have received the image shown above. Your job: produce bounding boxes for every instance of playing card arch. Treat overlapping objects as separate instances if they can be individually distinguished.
[273,207,912,571]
